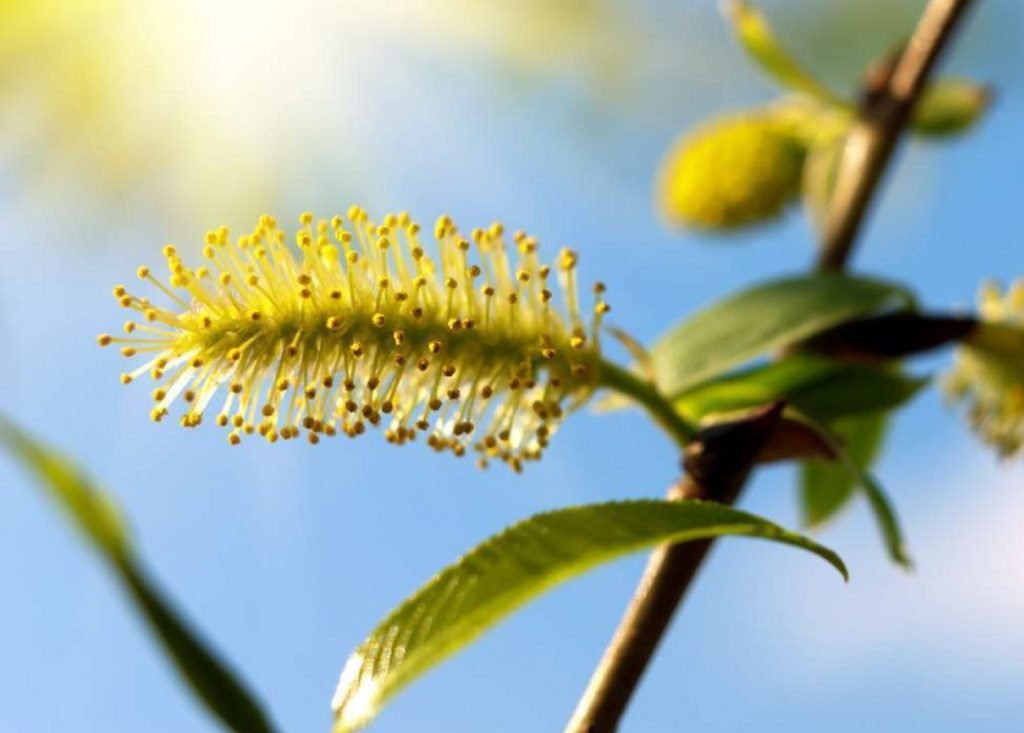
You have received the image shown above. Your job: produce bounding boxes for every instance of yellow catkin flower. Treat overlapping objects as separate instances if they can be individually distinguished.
[945,279,1024,458]
[656,109,807,231]
[98,208,609,471]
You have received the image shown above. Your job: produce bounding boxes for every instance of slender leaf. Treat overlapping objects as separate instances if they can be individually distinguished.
[332,500,846,732]
[722,0,845,106]
[0,416,277,733]
[791,365,927,419]
[651,273,915,397]
[801,412,887,527]
[858,470,912,569]
[800,413,912,568]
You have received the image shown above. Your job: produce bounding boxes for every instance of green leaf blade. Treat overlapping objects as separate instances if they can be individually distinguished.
[0,415,278,733]
[800,412,888,527]
[651,273,915,397]
[673,355,926,424]
[859,470,913,569]
[799,412,911,568]
[332,499,846,732]
[723,0,845,106]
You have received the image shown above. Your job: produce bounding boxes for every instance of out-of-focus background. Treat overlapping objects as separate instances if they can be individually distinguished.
[1,1,1021,731]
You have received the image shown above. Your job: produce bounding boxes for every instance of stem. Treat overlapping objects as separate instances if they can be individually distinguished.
[568,2,976,730]
[597,359,696,448]
[817,0,977,271]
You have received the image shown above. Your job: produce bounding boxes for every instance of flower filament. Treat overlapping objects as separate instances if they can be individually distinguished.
[99,208,608,471]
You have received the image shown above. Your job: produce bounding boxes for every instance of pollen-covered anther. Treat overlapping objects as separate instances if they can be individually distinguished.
[100,207,604,469]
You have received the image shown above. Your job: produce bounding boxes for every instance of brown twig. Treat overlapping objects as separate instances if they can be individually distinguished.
[564,404,784,732]
[817,0,977,271]
[565,1,976,731]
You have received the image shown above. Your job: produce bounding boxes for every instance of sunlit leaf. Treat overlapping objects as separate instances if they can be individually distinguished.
[651,273,915,397]
[913,78,992,137]
[722,0,845,106]
[0,415,277,733]
[332,500,846,732]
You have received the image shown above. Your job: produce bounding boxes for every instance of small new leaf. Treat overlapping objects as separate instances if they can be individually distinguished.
[722,0,845,107]
[913,78,992,137]
[332,500,846,732]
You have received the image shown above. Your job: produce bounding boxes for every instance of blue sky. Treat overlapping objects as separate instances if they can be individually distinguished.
[1,1,1022,731]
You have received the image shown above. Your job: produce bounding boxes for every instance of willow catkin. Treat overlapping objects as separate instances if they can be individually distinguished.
[98,208,609,471]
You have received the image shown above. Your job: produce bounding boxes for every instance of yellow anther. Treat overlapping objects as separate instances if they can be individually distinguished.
[102,207,603,470]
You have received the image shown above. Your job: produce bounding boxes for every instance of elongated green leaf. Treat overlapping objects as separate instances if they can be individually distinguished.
[800,413,911,568]
[801,412,888,527]
[0,416,277,733]
[913,78,991,137]
[858,470,912,568]
[791,365,926,420]
[332,500,846,732]
[723,0,845,106]
[673,355,925,423]
[651,273,915,397]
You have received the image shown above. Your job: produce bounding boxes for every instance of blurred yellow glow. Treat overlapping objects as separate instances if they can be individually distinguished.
[1,0,640,227]
[0,0,390,221]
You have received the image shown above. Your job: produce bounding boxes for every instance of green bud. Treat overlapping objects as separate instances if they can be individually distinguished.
[913,78,992,138]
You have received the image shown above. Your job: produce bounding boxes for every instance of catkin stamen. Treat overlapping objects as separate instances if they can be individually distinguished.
[100,208,606,469]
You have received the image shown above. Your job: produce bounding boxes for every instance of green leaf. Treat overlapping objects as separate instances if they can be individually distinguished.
[332,500,846,732]
[651,273,915,397]
[790,364,927,420]
[673,355,926,423]
[800,412,887,527]
[913,78,992,137]
[722,0,845,106]
[858,470,912,569]
[800,413,911,568]
[0,415,277,733]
